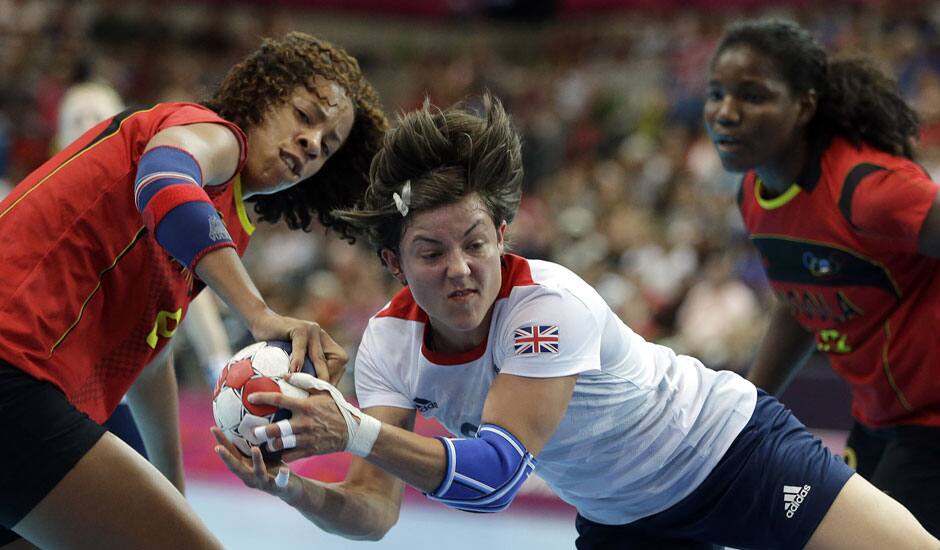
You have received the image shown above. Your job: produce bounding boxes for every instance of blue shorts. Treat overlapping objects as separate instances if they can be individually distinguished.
[104,403,148,458]
[576,391,854,549]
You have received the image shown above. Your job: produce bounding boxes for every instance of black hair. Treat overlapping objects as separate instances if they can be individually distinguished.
[202,32,388,241]
[713,19,919,159]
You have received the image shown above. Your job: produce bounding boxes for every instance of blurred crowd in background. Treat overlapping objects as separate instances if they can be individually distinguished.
[2,0,939,393]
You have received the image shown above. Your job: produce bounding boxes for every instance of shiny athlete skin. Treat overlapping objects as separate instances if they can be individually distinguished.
[704,43,940,253]
[241,77,355,197]
[0,32,385,550]
[704,45,816,194]
[144,78,354,379]
[704,20,940,540]
[381,200,508,354]
[7,85,355,550]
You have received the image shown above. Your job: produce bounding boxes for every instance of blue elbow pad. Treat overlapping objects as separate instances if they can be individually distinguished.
[427,424,536,513]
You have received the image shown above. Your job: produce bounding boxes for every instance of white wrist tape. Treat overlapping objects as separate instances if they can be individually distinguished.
[287,373,381,457]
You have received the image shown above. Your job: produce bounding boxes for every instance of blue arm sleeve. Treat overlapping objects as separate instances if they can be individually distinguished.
[135,146,234,269]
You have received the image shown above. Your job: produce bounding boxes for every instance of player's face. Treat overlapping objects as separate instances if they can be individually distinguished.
[241,77,355,196]
[392,193,506,354]
[703,45,810,173]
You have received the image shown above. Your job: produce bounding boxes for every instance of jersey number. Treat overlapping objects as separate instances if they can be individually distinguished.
[817,329,852,354]
[146,308,182,349]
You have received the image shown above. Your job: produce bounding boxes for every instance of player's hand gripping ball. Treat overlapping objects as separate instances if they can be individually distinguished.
[211,341,313,460]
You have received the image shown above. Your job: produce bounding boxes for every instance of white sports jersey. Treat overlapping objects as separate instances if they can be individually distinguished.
[355,254,757,524]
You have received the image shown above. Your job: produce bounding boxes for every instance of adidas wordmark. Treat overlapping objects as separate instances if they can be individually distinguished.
[783,484,812,518]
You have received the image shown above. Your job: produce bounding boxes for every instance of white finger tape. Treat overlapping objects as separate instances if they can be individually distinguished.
[281,434,297,450]
[276,419,293,438]
[253,425,268,442]
[275,469,290,488]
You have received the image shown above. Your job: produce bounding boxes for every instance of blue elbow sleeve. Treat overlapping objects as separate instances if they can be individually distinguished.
[135,146,233,269]
[427,424,536,513]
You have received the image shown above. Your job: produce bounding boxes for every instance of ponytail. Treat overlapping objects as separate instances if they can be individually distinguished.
[815,56,919,159]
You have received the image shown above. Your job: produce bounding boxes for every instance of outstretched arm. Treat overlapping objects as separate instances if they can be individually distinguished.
[181,291,232,386]
[746,300,816,395]
[242,370,576,516]
[139,124,346,384]
[213,405,415,540]
[478,372,578,455]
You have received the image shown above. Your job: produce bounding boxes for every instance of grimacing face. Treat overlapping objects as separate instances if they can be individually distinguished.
[241,76,355,197]
[382,193,506,354]
[703,45,811,174]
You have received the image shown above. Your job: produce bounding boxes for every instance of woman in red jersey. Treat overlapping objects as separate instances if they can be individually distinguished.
[0,32,386,548]
[705,18,940,537]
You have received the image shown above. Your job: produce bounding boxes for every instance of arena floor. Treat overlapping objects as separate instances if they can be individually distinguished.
[186,429,846,549]
[188,480,578,549]
[182,380,847,550]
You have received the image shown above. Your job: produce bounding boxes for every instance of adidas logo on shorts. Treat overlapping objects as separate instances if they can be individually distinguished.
[783,484,812,518]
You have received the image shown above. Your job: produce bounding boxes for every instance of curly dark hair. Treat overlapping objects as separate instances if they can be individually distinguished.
[713,19,919,159]
[333,93,523,260]
[202,32,388,241]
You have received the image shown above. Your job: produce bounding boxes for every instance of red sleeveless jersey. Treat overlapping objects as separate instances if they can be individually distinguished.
[0,103,254,422]
[739,136,940,428]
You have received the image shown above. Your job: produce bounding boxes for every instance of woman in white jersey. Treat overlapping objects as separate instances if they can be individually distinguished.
[212,94,937,549]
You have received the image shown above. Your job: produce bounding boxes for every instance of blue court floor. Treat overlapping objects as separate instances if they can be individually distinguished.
[188,480,578,549]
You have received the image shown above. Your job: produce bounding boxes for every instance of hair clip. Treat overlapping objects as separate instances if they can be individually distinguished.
[392,180,412,217]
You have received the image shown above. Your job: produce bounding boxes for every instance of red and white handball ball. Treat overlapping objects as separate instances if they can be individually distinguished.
[212,341,310,458]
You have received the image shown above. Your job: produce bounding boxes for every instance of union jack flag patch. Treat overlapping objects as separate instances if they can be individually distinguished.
[513,325,560,355]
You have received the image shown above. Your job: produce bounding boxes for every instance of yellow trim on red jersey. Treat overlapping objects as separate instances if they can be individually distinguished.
[755,178,801,210]
[49,226,149,357]
[881,321,914,413]
[0,106,160,222]
[233,175,255,236]
[748,232,904,298]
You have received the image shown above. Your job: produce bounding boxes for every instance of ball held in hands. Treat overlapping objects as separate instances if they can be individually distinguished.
[212,341,315,460]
